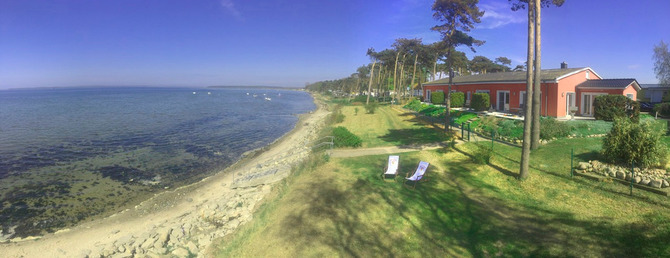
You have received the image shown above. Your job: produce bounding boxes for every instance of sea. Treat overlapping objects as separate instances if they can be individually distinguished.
[0,87,315,239]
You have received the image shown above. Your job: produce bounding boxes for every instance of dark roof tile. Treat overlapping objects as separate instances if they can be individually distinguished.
[423,67,588,85]
[576,79,638,89]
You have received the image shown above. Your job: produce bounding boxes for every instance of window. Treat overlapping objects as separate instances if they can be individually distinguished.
[626,94,634,100]
[519,91,526,110]
[586,71,590,79]
[475,90,490,95]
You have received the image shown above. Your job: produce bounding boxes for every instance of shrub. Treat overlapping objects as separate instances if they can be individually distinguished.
[364,102,378,114]
[477,115,499,134]
[451,92,465,108]
[327,105,345,124]
[497,119,524,140]
[471,93,490,111]
[593,95,640,122]
[471,144,493,165]
[332,126,362,148]
[654,103,670,117]
[540,117,572,140]
[431,91,445,105]
[403,99,423,111]
[602,117,668,168]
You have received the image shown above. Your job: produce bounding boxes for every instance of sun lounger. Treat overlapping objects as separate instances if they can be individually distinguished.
[404,161,429,189]
[382,155,400,180]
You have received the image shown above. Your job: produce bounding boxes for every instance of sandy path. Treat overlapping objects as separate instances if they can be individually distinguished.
[1,97,330,258]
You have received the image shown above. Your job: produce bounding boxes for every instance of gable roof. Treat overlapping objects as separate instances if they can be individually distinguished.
[423,67,597,86]
[576,79,641,91]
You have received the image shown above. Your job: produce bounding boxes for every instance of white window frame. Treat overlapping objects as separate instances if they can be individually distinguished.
[497,90,510,111]
[626,93,634,100]
[581,93,607,116]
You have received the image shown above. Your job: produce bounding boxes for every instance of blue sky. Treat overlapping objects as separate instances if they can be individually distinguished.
[0,0,668,89]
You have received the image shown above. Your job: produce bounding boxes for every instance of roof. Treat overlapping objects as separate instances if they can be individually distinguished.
[423,67,596,86]
[640,84,670,89]
[576,79,641,91]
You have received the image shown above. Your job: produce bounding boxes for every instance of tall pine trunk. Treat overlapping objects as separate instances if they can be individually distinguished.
[393,52,400,105]
[366,61,377,104]
[531,0,542,150]
[520,0,536,180]
[445,48,453,132]
[411,54,418,99]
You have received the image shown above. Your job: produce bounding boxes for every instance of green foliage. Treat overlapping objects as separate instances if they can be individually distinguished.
[364,102,378,114]
[327,105,345,125]
[403,99,423,111]
[497,119,524,140]
[354,107,359,116]
[332,126,362,148]
[540,117,572,140]
[453,112,478,125]
[566,120,612,137]
[471,93,490,111]
[431,91,445,105]
[471,143,493,165]
[654,103,670,117]
[593,95,640,123]
[477,115,499,134]
[419,106,446,118]
[450,92,465,107]
[602,117,668,168]
[333,109,345,123]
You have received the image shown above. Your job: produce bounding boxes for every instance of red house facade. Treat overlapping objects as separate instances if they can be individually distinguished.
[422,67,640,118]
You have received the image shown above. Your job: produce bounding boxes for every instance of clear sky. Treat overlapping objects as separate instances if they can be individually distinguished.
[1,0,669,89]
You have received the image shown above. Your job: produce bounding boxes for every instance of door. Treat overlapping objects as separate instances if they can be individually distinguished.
[497,91,510,111]
[566,92,576,116]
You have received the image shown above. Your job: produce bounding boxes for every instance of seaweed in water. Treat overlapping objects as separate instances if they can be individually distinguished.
[96,165,155,183]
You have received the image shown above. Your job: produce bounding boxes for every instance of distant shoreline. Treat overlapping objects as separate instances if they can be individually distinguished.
[1,85,305,91]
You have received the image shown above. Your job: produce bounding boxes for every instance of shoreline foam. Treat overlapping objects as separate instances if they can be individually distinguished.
[1,93,329,257]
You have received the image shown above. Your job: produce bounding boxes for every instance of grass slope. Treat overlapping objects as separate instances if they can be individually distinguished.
[214,101,670,257]
[335,105,447,148]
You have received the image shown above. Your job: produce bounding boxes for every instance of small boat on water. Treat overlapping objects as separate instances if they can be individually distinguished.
[264,97,271,101]
[192,92,196,95]
[207,92,211,95]
[253,94,258,97]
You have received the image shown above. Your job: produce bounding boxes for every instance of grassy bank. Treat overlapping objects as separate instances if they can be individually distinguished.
[213,98,670,257]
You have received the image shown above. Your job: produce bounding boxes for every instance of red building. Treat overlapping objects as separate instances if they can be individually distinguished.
[422,66,640,118]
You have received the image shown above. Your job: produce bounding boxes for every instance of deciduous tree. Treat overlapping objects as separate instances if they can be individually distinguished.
[654,40,670,86]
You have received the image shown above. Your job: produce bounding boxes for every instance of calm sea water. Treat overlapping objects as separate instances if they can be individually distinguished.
[0,87,315,238]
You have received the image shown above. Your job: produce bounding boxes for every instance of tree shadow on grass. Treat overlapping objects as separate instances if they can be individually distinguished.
[277,153,670,257]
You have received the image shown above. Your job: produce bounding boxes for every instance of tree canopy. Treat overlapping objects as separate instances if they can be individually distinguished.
[654,40,670,86]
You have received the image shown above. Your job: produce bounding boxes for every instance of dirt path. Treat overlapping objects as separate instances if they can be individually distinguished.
[1,98,330,258]
[329,143,447,158]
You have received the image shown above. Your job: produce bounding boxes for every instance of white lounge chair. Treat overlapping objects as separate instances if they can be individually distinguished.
[382,155,400,180]
[404,161,429,189]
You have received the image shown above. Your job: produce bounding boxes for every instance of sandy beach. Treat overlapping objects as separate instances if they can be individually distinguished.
[1,96,329,258]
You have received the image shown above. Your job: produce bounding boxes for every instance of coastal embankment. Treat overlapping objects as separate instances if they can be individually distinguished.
[1,95,329,257]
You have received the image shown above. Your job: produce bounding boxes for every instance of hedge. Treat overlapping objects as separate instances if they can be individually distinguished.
[471,93,490,111]
[602,117,667,168]
[593,95,639,122]
[451,92,465,108]
[431,91,445,105]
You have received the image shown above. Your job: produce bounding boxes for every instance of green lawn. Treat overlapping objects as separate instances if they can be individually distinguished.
[334,105,447,148]
[214,99,670,257]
